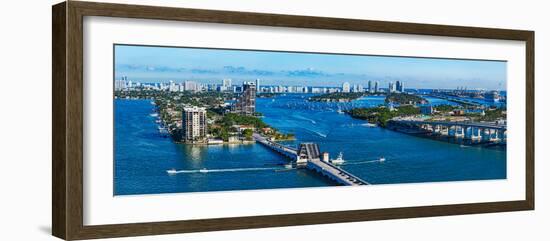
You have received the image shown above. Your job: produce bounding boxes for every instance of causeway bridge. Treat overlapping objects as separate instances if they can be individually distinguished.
[426,94,487,106]
[253,134,369,186]
[388,119,507,142]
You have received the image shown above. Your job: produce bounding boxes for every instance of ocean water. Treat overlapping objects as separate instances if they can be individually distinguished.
[114,95,505,195]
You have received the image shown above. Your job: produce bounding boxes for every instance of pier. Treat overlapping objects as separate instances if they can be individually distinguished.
[253,134,369,186]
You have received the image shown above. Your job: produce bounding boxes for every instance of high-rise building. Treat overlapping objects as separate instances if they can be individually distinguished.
[395,81,405,93]
[169,80,178,92]
[255,79,261,93]
[184,81,201,92]
[222,79,232,91]
[182,106,207,143]
[374,81,379,93]
[389,81,396,93]
[342,82,351,93]
[234,82,256,115]
[115,78,127,91]
[398,81,405,92]
[367,80,373,93]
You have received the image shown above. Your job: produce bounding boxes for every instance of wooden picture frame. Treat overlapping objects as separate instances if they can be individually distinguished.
[52,1,534,240]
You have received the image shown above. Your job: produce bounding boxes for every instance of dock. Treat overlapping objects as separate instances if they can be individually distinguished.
[253,134,369,186]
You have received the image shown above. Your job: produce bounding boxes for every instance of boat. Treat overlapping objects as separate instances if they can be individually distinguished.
[331,152,345,165]
[379,156,386,162]
[336,109,345,114]
[166,168,177,175]
[363,123,377,127]
[284,163,293,169]
[199,168,209,173]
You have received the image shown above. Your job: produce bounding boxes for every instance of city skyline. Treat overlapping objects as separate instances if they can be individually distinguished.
[115,44,507,90]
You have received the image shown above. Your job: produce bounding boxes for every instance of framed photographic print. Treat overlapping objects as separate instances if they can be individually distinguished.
[52,1,534,240]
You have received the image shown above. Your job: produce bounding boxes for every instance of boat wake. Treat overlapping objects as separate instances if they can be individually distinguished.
[293,114,318,125]
[303,128,327,138]
[311,130,327,138]
[167,166,286,174]
[341,158,386,165]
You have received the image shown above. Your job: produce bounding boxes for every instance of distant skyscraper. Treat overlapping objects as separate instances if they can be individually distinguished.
[184,80,201,92]
[342,82,351,93]
[255,79,261,93]
[169,80,178,92]
[367,80,373,93]
[234,82,256,115]
[389,81,396,93]
[374,81,379,93]
[395,80,401,92]
[221,79,232,91]
[182,106,207,143]
[115,78,127,91]
[398,81,405,92]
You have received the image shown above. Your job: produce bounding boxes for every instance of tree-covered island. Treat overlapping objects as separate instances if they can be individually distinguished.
[308,92,366,102]
[385,93,427,105]
[346,105,420,127]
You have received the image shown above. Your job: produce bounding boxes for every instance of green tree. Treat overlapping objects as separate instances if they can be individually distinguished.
[242,129,253,141]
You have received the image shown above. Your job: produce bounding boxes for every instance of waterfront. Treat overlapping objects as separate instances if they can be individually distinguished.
[114,94,506,195]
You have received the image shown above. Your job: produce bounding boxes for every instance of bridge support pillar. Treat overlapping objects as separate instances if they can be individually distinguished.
[470,127,481,140]
[455,126,464,137]
[489,129,501,142]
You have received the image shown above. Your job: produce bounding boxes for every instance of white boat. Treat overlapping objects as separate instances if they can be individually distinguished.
[199,168,209,173]
[331,152,345,165]
[336,109,345,114]
[363,123,377,127]
[379,157,386,162]
[167,169,177,175]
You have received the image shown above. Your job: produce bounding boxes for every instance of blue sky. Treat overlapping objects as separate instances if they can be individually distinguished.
[114,44,507,90]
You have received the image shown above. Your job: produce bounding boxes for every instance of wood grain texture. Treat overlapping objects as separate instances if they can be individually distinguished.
[51,1,535,240]
[52,2,67,239]
[525,32,535,209]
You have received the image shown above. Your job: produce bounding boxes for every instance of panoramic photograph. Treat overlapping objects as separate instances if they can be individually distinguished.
[113,44,507,195]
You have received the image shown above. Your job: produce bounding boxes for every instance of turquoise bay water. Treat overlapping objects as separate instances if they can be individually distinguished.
[114,95,505,195]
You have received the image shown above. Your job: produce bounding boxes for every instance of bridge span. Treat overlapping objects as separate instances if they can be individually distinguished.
[388,119,506,142]
[253,134,369,186]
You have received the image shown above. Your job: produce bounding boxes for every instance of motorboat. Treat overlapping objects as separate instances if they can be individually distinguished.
[363,123,377,127]
[331,152,345,165]
[379,156,386,162]
[167,168,178,175]
[199,168,209,173]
